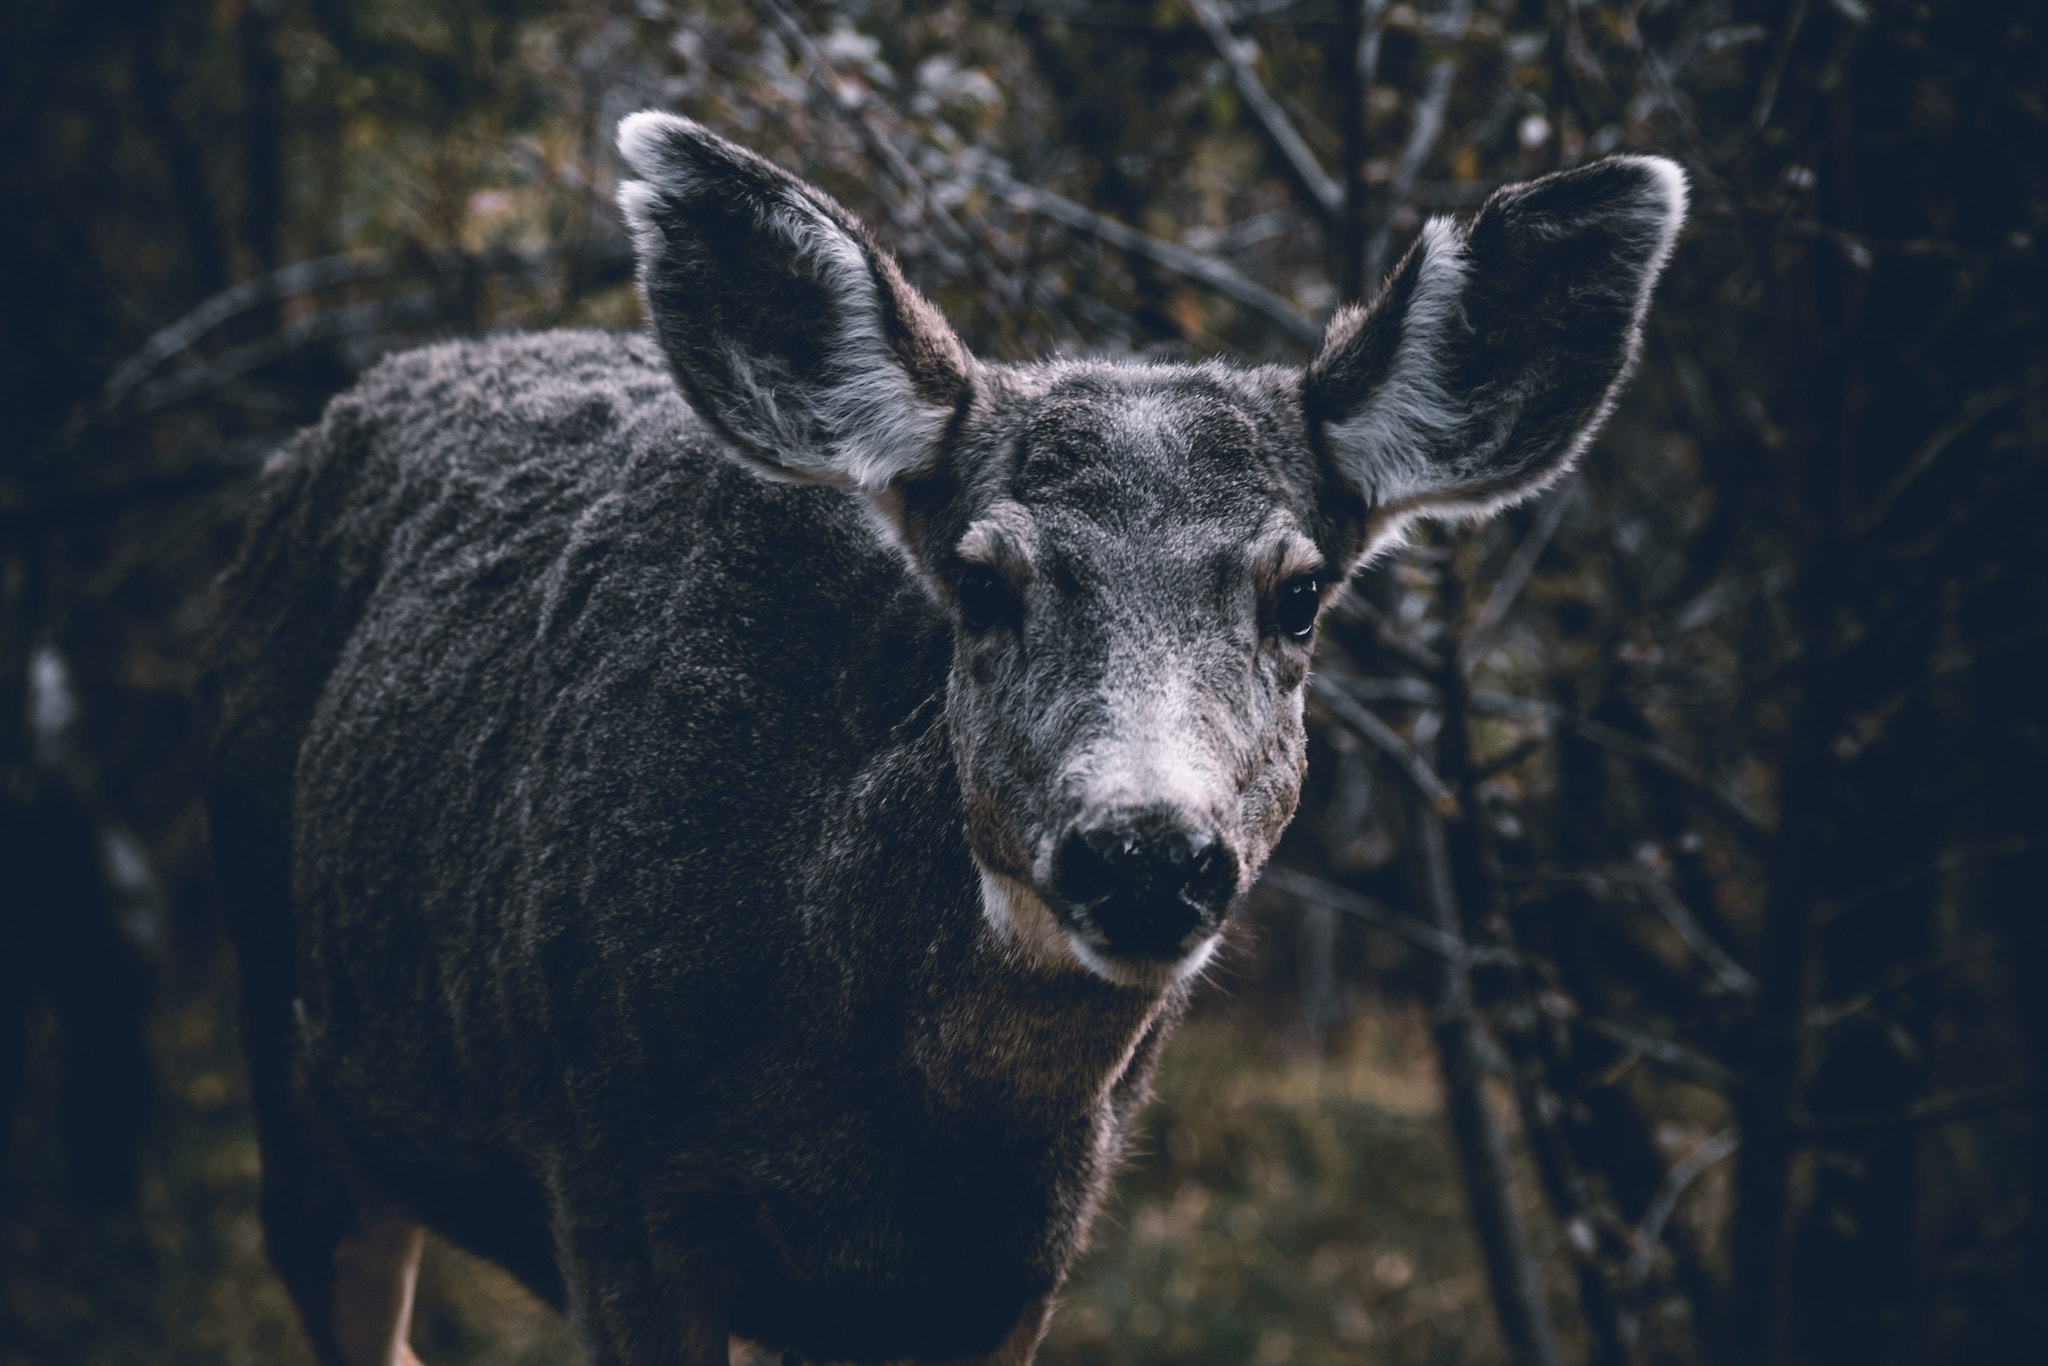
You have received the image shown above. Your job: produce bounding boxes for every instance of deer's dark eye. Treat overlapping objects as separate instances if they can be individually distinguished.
[1275,575,1321,640]
[957,567,1017,633]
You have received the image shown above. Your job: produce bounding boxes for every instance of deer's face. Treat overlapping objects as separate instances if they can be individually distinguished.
[616,112,1685,991]
[928,367,1341,987]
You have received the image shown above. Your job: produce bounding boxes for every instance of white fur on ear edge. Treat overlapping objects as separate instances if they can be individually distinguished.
[1330,153,1689,562]
[612,110,959,493]
[1324,215,1475,515]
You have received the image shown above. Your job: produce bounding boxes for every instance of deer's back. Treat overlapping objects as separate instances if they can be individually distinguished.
[205,329,965,1179]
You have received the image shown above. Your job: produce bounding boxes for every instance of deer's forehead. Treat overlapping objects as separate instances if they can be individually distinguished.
[1000,375,1290,524]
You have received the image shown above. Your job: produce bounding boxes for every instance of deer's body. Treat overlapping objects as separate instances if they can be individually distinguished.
[209,330,1183,1361]
[204,114,1684,1366]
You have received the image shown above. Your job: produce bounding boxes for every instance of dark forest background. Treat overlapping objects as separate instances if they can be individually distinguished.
[3,2,2045,1364]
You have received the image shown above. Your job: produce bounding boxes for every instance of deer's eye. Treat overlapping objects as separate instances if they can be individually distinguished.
[1274,575,1321,640]
[957,567,1017,633]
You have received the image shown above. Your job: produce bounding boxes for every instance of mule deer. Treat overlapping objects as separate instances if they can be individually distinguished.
[201,112,1684,1366]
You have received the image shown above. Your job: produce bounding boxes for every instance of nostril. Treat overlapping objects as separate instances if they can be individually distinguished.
[1053,822,1239,929]
[1054,828,1120,907]
[1182,836,1235,905]
[1084,826,1143,869]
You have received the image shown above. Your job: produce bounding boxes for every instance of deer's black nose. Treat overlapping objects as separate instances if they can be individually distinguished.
[1053,821,1238,960]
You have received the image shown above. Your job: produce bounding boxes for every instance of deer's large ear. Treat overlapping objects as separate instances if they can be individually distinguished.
[615,111,969,491]
[1306,155,1686,559]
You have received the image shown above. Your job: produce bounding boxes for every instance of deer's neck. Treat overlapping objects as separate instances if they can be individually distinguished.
[906,910,1178,1124]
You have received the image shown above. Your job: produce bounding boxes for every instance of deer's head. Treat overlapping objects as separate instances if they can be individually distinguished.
[617,113,1684,990]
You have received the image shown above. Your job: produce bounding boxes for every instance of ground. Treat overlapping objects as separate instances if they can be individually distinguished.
[1,917,1583,1366]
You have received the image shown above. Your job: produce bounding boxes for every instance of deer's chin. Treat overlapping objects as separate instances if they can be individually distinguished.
[975,866,1222,992]
[1066,932,1223,992]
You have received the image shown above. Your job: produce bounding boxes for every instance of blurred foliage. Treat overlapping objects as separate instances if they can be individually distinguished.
[4,2,2047,1365]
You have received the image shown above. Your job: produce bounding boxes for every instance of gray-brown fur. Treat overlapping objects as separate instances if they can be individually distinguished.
[202,113,1684,1365]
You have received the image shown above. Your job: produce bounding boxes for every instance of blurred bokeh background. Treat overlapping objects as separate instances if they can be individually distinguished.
[3,2,2045,1363]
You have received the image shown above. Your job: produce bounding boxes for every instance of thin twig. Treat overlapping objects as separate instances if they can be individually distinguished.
[97,251,397,414]
[1762,212,2026,266]
[1187,0,1343,216]
[1746,0,1810,134]
[976,167,1323,345]
[1631,876,1757,996]
[1805,937,1999,1032]
[1181,208,1307,254]
[1799,1083,2037,1139]
[753,0,989,283]
[1865,385,2020,529]
[1820,834,2048,922]
[1473,732,1546,781]
[1515,862,1757,996]
[1627,1129,1738,1286]
[1262,864,1470,963]
[1360,0,1468,285]
[1462,482,1578,671]
[78,239,632,448]
[1333,673,1438,706]
[1448,690,1774,837]
[130,290,443,413]
[1418,806,1568,1366]
[1832,620,2048,761]
[1569,716,1773,837]
[1582,1018,1739,1091]
[1331,595,1447,672]
[1309,672,1460,816]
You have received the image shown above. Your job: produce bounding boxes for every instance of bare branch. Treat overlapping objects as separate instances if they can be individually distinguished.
[1569,716,1773,838]
[1627,1129,1739,1287]
[131,289,442,414]
[1832,619,2048,761]
[1262,864,1470,963]
[1631,875,1757,997]
[1582,1018,1740,1091]
[752,0,994,291]
[1806,937,1999,1033]
[1181,208,1307,253]
[1746,0,1811,134]
[1865,384,2020,529]
[1799,1083,2037,1139]
[1759,212,2030,266]
[1511,862,1758,996]
[1461,481,1578,671]
[1441,688,1773,838]
[1821,834,2048,922]
[1308,672,1460,815]
[975,166,1323,345]
[1186,0,1344,217]
[1472,733,1545,782]
[1333,673,1438,706]
[84,239,634,438]
[1004,0,1348,19]
[1361,0,1469,285]
[1417,807,1568,1366]
[1329,594,1447,672]
[97,251,397,415]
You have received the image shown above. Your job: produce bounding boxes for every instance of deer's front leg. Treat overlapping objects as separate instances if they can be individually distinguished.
[548,1163,736,1366]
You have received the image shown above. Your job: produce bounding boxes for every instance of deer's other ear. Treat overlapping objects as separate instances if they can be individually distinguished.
[615,111,969,491]
[1306,155,1686,558]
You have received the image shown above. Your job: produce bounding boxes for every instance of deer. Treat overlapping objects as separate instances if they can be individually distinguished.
[200,110,1684,1366]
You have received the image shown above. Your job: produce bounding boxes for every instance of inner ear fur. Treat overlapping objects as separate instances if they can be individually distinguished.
[615,111,969,491]
[1306,154,1687,556]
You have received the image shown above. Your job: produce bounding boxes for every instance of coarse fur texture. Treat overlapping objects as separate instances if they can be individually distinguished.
[202,112,1685,1366]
